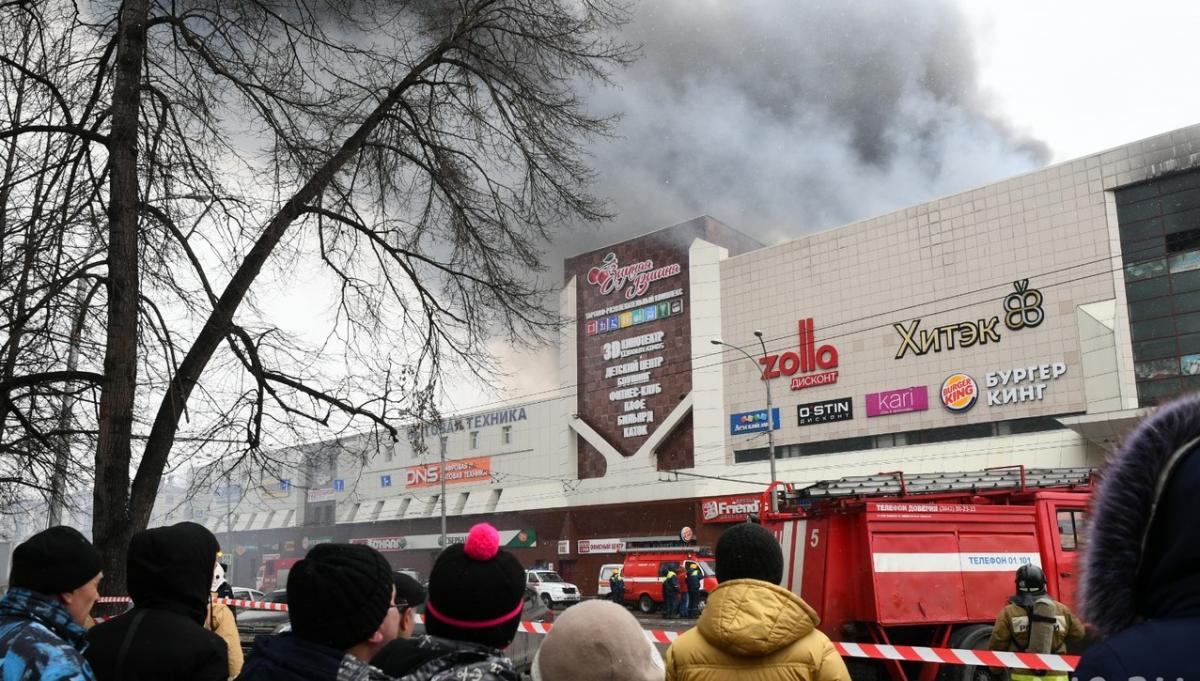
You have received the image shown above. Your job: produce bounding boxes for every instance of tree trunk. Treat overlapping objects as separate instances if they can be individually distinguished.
[92,0,149,596]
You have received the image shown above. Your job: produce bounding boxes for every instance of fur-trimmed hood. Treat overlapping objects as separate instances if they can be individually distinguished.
[1080,391,1200,635]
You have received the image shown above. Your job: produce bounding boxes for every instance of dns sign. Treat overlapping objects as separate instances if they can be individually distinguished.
[405,464,439,487]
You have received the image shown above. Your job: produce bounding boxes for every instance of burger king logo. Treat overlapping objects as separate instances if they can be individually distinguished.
[941,373,978,413]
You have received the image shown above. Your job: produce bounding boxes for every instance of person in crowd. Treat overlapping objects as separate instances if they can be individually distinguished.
[213,561,235,600]
[987,565,1084,681]
[371,523,525,681]
[609,567,626,606]
[531,599,664,681]
[0,526,103,681]
[236,542,399,681]
[85,522,227,681]
[1075,391,1200,681]
[208,563,244,680]
[660,565,678,620]
[664,522,848,681]
[682,561,702,618]
[392,571,426,641]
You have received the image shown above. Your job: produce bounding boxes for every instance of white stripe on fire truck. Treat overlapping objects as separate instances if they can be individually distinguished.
[872,552,1042,573]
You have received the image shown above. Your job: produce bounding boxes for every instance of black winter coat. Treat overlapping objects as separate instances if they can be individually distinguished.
[1076,394,1200,681]
[372,635,519,681]
[237,633,391,681]
[85,522,227,681]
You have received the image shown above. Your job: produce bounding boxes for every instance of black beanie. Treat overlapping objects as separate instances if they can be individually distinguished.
[393,571,426,609]
[10,526,103,595]
[425,524,526,650]
[715,522,783,584]
[287,543,394,650]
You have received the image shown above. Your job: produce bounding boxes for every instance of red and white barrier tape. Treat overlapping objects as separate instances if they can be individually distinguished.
[95,597,1077,670]
[96,596,287,611]
[833,642,1078,672]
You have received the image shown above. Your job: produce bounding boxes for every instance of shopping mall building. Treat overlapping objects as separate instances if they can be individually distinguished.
[188,124,1200,594]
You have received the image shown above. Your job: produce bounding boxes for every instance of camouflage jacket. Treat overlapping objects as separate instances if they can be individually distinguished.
[0,587,97,681]
[396,636,520,681]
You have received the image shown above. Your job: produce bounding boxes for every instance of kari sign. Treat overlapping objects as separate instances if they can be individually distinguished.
[701,495,762,523]
[404,457,492,489]
[866,386,929,417]
[730,408,781,435]
[578,538,627,554]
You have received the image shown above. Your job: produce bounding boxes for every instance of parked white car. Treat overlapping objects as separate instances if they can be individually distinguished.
[525,569,581,607]
[230,587,265,602]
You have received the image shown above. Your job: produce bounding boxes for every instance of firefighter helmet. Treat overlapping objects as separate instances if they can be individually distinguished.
[1016,564,1047,594]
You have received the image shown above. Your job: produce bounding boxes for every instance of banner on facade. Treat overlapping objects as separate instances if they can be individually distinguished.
[701,494,762,523]
[404,457,492,489]
[352,528,537,552]
[577,538,626,554]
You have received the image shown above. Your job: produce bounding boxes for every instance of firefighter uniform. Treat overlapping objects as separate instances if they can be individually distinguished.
[683,561,703,617]
[609,569,625,604]
[989,599,1085,681]
[661,568,679,619]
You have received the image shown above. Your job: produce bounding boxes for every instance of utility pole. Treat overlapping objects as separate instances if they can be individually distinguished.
[711,332,778,512]
[439,436,447,547]
[225,470,233,580]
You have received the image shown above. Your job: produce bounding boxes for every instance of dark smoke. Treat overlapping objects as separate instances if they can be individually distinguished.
[471,0,1052,407]
[561,0,1048,252]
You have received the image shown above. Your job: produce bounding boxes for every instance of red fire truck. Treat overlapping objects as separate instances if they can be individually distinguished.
[757,466,1094,681]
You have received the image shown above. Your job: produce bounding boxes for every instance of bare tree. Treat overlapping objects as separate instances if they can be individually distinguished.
[0,0,633,592]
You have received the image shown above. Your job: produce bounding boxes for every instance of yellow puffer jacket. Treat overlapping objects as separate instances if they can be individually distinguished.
[664,579,850,681]
[205,600,243,680]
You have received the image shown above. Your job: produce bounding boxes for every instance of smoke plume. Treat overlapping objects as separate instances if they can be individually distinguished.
[460,0,1050,408]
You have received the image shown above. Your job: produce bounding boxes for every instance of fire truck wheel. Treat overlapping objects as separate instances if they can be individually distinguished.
[638,595,655,614]
[938,624,996,681]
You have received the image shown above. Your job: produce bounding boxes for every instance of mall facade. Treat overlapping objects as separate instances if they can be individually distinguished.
[185,124,1200,594]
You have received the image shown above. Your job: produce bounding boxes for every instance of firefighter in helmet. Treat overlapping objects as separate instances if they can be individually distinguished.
[609,567,626,605]
[661,565,679,619]
[988,564,1085,681]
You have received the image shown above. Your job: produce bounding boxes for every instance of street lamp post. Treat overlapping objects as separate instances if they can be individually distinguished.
[711,332,777,511]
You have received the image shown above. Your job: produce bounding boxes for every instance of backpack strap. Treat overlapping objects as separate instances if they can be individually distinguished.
[115,609,147,679]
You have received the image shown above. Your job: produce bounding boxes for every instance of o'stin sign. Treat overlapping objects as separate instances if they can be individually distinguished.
[941,373,978,413]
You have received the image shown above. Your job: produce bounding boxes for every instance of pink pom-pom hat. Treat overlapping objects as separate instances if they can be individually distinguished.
[464,522,501,561]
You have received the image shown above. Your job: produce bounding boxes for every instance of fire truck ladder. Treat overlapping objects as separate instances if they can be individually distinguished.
[779,466,1094,504]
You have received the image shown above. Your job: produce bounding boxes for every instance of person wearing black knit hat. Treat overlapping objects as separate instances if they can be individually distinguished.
[372,523,525,681]
[0,526,103,681]
[1075,391,1200,681]
[664,522,849,681]
[236,543,399,681]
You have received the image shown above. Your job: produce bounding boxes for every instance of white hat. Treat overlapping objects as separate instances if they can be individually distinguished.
[532,600,664,681]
